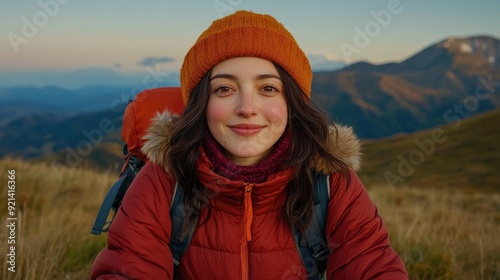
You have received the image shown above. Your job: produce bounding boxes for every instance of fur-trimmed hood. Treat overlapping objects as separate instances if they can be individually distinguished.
[141,111,361,173]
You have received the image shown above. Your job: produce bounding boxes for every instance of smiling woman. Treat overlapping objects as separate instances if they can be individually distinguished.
[90,10,408,280]
[207,57,288,166]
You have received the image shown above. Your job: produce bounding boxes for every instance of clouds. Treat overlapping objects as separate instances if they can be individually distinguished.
[137,54,344,71]
[138,56,175,67]
[307,54,346,71]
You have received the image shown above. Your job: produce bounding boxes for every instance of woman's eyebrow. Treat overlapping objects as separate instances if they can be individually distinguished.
[209,73,282,82]
[255,74,282,81]
[209,73,237,81]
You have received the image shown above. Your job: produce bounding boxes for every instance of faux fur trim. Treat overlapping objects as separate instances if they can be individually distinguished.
[310,125,362,173]
[140,111,175,168]
[141,111,362,173]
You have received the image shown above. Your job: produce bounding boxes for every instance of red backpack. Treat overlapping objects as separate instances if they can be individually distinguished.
[122,87,184,161]
[91,87,184,234]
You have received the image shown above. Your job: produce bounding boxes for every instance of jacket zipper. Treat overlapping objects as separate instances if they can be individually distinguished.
[240,183,254,280]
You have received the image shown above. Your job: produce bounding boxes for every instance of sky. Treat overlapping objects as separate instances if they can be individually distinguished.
[1,0,500,88]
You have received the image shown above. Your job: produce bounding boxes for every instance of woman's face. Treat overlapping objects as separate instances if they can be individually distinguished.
[207,57,288,166]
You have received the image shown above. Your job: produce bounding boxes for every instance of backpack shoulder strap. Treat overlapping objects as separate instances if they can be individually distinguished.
[295,172,331,280]
[90,174,127,234]
[91,146,144,235]
[169,182,196,276]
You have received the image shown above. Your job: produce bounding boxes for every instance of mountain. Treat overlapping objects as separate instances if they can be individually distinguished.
[1,35,499,171]
[312,35,500,139]
[0,108,123,161]
[359,108,500,191]
[0,100,68,126]
[0,85,150,125]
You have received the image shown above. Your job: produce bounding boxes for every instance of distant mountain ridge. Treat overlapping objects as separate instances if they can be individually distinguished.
[347,35,500,73]
[0,109,123,161]
[0,85,136,125]
[312,35,500,139]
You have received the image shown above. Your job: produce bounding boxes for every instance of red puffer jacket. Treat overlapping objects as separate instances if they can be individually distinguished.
[90,113,408,280]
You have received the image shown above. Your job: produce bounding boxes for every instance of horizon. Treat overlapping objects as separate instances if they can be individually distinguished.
[2,0,500,88]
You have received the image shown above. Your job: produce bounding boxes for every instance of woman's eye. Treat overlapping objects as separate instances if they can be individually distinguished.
[214,86,232,94]
[262,85,279,93]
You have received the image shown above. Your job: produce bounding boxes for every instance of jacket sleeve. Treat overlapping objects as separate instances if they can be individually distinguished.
[325,170,408,279]
[90,162,175,280]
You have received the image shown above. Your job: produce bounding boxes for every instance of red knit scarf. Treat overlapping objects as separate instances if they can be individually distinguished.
[203,129,291,183]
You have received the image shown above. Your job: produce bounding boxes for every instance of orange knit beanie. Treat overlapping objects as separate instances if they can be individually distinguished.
[180,10,312,104]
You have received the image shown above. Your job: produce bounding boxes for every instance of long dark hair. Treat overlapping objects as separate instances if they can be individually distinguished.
[167,69,212,234]
[167,63,349,234]
[274,63,349,233]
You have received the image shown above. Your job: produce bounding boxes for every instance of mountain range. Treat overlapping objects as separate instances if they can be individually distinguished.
[0,85,133,125]
[312,35,500,138]
[0,35,499,170]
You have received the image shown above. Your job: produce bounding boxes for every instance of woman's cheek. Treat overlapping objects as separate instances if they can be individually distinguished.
[206,101,229,124]
[266,104,288,126]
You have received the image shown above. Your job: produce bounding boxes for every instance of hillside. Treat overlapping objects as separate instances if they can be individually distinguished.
[359,108,500,191]
[0,109,123,161]
[0,158,112,279]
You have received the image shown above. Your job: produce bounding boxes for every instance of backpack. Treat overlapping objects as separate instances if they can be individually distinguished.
[91,87,184,234]
[91,87,331,280]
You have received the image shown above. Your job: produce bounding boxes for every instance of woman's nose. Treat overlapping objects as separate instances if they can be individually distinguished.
[235,89,257,118]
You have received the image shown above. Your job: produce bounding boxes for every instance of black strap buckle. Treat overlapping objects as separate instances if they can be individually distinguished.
[313,248,330,261]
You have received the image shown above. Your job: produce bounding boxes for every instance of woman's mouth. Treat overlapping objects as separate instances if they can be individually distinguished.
[228,124,265,136]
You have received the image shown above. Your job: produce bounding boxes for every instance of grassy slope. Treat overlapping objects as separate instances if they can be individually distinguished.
[369,186,500,279]
[35,141,124,174]
[0,158,111,280]
[359,108,500,191]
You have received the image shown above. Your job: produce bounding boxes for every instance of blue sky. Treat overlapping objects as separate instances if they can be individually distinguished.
[1,0,500,88]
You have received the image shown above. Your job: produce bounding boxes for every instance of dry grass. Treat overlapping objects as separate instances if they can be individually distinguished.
[368,185,500,280]
[0,158,111,280]
[1,157,499,279]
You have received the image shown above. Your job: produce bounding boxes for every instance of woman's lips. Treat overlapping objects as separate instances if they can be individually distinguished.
[228,124,265,136]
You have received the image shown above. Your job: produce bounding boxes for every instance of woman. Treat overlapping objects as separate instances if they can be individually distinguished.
[91,10,408,279]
